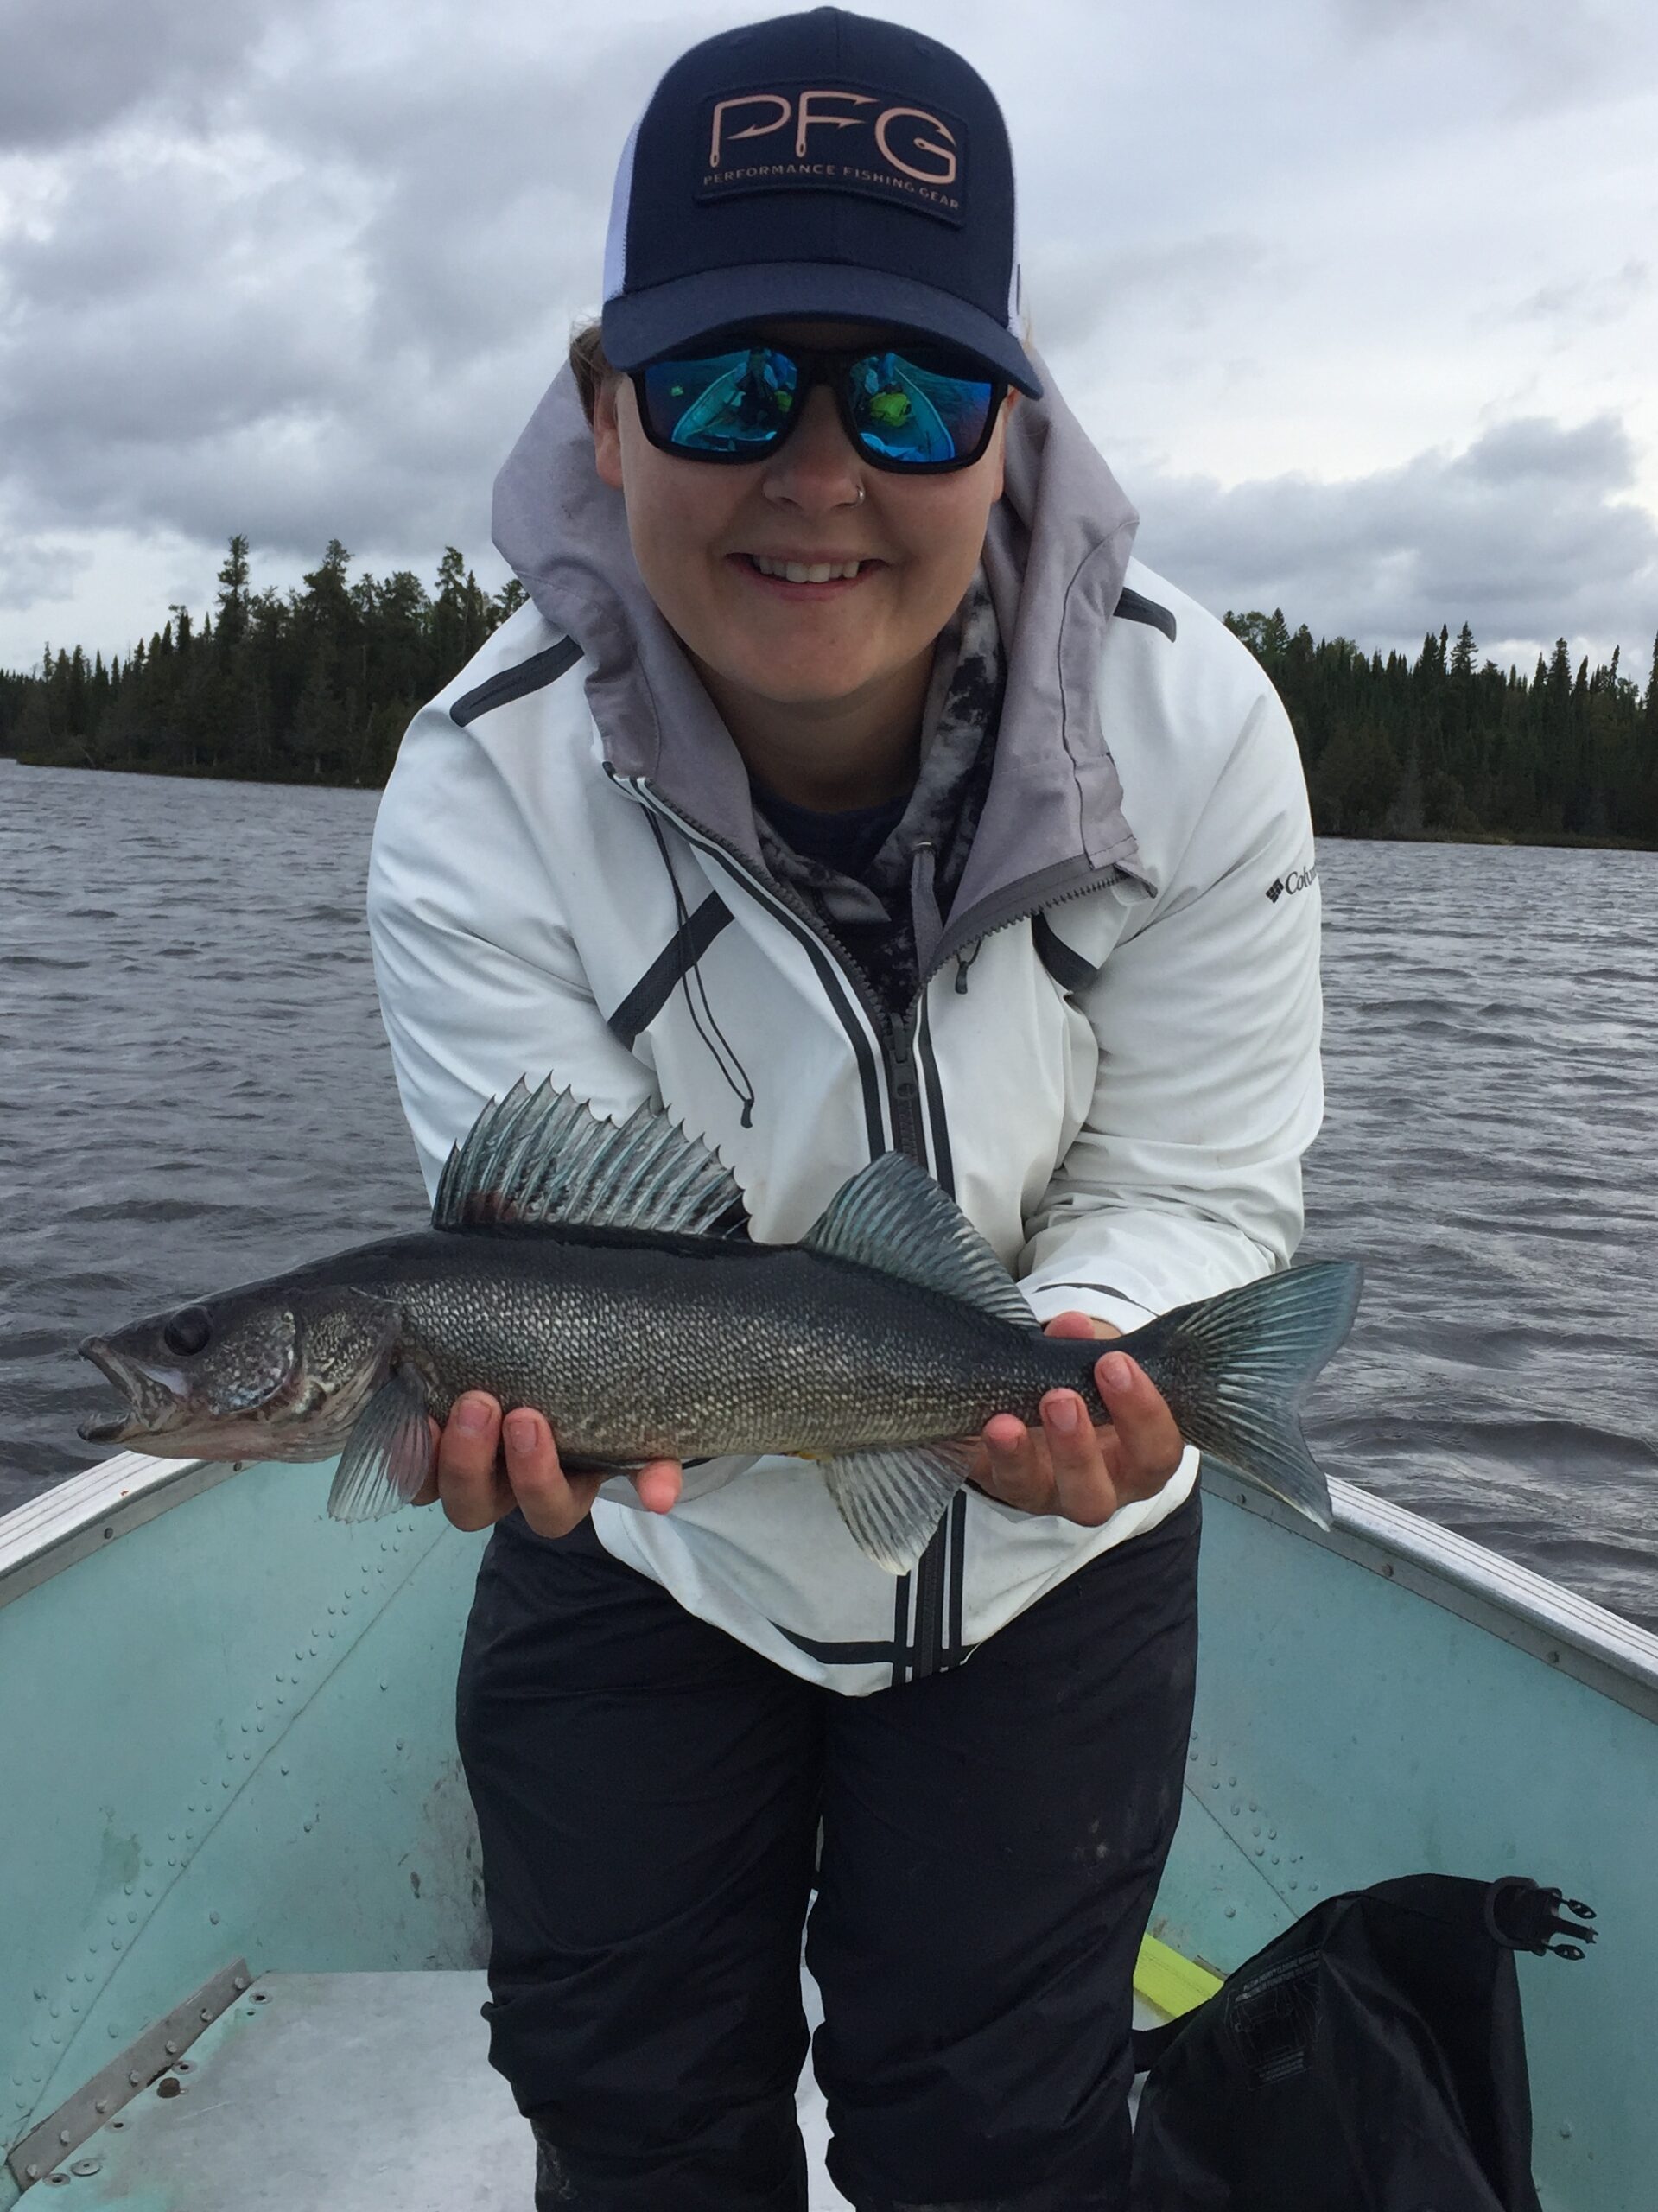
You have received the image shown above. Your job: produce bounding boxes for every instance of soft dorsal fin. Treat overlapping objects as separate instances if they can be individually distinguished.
[802,1153,1037,1328]
[433,1078,749,1238]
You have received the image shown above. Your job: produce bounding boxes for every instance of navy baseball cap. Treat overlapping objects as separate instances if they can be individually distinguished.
[600,5,1043,399]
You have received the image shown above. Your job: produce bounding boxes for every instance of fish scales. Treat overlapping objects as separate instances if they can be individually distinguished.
[314,1227,1086,1465]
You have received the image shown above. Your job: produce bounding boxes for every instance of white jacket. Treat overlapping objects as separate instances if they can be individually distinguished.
[366,346,1324,1694]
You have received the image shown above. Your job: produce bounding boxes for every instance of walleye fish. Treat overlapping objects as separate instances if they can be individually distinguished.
[79,1078,1363,1573]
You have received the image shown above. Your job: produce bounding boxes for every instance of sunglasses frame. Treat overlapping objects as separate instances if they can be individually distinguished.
[628,330,1010,476]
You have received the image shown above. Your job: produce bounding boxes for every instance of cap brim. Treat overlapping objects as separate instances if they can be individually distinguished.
[603,263,1043,399]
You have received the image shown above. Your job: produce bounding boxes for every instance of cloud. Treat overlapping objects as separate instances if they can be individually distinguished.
[0,0,283,150]
[1501,260,1650,332]
[1,0,1656,671]
[1130,413,1658,667]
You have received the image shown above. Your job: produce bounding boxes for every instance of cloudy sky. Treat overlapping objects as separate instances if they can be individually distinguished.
[3,0,1655,679]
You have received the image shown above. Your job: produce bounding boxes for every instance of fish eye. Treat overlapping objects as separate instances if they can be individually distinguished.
[162,1306,213,1357]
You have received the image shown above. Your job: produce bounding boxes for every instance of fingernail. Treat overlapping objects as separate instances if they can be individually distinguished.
[1101,1354,1131,1393]
[453,1398,489,1435]
[1046,1395,1080,1434]
[505,1412,537,1453]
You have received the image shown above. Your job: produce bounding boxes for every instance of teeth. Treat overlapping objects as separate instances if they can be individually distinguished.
[751,556,865,582]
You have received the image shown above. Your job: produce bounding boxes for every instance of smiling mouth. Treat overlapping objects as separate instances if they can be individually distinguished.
[734,554,881,591]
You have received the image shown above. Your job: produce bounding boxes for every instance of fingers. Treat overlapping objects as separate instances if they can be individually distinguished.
[426,1393,684,1538]
[973,1320,1183,1529]
[632,1460,683,1515]
[498,1408,608,1540]
[433,1394,515,1530]
[1092,1351,1185,1504]
[979,1411,1054,1513]
[1039,1388,1121,1527]
[1042,1308,1121,1342]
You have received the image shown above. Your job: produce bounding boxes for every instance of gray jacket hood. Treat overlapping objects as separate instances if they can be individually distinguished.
[492,344,1148,929]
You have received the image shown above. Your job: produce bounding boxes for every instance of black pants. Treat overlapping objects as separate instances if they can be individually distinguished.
[456,1494,1200,2212]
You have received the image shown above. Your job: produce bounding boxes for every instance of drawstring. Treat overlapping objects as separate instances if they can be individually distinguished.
[909,840,942,981]
[645,812,757,1128]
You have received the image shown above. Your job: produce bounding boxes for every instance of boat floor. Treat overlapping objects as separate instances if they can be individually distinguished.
[24,1969,1162,2206]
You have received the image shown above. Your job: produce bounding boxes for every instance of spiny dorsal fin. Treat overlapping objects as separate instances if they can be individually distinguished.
[802,1153,1036,1328]
[433,1078,749,1238]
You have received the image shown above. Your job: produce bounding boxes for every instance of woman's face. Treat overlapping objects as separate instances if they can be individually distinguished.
[592,319,1015,715]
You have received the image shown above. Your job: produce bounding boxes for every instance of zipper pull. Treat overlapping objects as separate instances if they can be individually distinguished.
[886,1012,920,1101]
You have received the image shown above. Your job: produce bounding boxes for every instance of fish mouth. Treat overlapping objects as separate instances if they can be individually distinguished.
[77,1338,190,1447]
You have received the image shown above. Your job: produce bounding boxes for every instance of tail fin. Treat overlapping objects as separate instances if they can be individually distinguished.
[1122,1261,1363,1528]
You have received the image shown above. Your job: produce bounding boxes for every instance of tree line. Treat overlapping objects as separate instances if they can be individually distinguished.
[2,535,1655,845]
[0,537,525,791]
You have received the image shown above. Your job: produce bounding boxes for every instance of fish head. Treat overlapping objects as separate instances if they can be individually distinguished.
[78,1284,403,1463]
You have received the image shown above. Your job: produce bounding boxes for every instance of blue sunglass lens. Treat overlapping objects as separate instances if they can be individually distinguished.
[640,348,799,457]
[640,344,995,466]
[848,348,995,465]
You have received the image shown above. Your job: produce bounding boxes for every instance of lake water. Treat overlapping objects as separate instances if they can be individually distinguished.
[3,759,1655,1630]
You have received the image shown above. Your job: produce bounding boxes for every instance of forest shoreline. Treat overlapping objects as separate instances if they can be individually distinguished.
[3,535,1655,846]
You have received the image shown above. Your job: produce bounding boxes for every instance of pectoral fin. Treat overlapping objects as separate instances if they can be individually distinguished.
[821,1442,974,1574]
[327,1369,433,1522]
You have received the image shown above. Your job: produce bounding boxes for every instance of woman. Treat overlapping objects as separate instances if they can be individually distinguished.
[367,10,1323,2208]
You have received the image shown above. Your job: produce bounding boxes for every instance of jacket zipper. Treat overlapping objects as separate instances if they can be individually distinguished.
[618,770,1113,1688]
[883,1003,928,1165]
[618,773,937,1166]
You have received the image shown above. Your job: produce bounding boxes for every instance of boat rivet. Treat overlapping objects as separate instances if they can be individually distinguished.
[128,2071,142,2087]
[200,2006,213,2021]
[156,2078,182,2101]
[1547,1649,1560,1665]
[164,2041,179,2056]
[24,2164,40,2180]
[1224,1905,1236,1918]
[233,1974,248,1991]
[1382,1562,1394,1577]
[73,2158,103,2177]
[209,1912,220,1926]
[95,2098,108,2113]
[1560,2122,1572,2138]
[60,2128,73,2143]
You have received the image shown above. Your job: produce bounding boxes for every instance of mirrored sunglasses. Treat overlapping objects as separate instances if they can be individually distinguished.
[631,336,1007,474]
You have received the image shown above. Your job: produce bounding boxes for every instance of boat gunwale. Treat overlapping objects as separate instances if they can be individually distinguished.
[3,1452,1656,1720]
[1210,1471,1658,1724]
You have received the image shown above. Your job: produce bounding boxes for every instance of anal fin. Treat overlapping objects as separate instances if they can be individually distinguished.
[822,1441,973,1574]
[327,1370,433,1522]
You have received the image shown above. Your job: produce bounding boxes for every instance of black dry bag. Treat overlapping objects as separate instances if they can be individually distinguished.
[1129,1872,1595,2211]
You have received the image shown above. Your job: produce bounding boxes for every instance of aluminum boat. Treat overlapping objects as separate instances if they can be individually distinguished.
[3,1452,1654,2209]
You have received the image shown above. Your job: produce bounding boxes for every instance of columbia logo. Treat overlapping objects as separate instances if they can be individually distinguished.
[1265,864,1317,904]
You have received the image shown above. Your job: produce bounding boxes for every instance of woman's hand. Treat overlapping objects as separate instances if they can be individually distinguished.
[412,1395,683,1538]
[967,1311,1186,1526]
